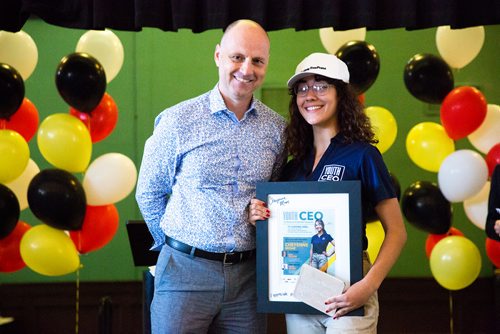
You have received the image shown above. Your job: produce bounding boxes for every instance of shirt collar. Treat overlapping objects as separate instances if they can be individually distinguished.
[208,84,257,119]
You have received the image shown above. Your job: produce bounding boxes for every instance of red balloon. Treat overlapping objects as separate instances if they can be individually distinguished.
[440,86,487,140]
[5,98,39,142]
[425,227,464,258]
[70,204,119,254]
[486,143,500,177]
[69,92,118,143]
[485,238,500,268]
[0,221,31,272]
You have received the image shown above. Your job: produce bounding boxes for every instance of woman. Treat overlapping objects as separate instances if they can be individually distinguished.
[310,219,335,272]
[486,164,500,241]
[249,53,407,333]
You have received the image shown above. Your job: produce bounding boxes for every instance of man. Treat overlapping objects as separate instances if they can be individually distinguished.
[136,19,286,334]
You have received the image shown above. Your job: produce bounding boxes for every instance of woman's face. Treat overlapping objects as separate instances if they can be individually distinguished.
[315,222,324,232]
[295,75,338,129]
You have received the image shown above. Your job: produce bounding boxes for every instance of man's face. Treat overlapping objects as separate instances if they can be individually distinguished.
[214,24,270,104]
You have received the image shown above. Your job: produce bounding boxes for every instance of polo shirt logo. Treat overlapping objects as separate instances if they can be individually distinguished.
[318,164,345,181]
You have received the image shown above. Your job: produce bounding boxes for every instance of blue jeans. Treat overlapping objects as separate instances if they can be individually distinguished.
[151,244,266,334]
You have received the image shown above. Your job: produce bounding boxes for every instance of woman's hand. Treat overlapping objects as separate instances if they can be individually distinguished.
[324,278,375,319]
[495,220,500,236]
[248,198,270,226]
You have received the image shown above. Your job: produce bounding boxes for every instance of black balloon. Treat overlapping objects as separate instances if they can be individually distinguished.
[27,169,87,231]
[403,53,454,104]
[336,41,380,94]
[365,171,401,223]
[55,52,106,113]
[0,184,20,239]
[0,63,24,120]
[401,181,452,234]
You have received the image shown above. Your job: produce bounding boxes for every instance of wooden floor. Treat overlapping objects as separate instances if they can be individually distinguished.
[0,276,498,333]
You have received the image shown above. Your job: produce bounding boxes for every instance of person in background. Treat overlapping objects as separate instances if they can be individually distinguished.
[136,19,286,334]
[249,53,407,333]
[310,219,335,272]
[486,164,500,241]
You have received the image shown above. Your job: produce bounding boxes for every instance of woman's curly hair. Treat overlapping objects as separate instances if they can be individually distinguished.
[285,76,378,163]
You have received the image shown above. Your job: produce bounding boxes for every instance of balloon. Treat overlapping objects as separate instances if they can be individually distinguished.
[430,236,481,290]
[486,144,500,176]
[406,122,455,173]
[76,29,124,83]
[0,63,24,120]
[69,92,118,143]
[436,26,485,69]
[401,181,452,234]
[27,168,86,231]
[425,227,464,258]
[5,159,40,211]
[440,86,487,140]
[0,221,31,272]
[0,30,38,80]
[463,181,489,230]
[485,238,500,268]
[0,129,30,183]
[37,113,92,172]
[319,27,367,55]
[0,184,20,239]
[468,104,500,154]
[55,52,106,112]
[83,153,137,205]
[438,149,488,202]
[366,221,385,262]
[20,224,80,276]
[365,106,397,154]
[70,204,119,254]
[4,97,39,142]
[403,54,454,104]
[335,40,380,94]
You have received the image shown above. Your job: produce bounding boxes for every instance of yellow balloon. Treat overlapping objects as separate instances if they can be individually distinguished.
[429,236,481,290]
[0,129,30,183]
[37,113,92,172]
[406,122,455,172]
[365,106,397,154]
[366,221,385,262]
[20,224,80,276]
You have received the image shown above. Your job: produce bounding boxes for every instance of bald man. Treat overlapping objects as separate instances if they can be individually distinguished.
[136,20,287,333]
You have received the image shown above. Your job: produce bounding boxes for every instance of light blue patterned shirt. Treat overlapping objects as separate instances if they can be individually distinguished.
[136,85,286,252]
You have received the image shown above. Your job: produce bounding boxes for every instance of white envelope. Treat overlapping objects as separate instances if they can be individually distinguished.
[293,264,346,316]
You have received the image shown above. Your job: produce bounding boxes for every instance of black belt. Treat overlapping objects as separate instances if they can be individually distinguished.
[165,236,255,265]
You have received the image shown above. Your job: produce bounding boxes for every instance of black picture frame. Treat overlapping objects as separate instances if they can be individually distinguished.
[256,181,364,316]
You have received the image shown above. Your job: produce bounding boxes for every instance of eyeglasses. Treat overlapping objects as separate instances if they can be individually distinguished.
[294,81,333,97]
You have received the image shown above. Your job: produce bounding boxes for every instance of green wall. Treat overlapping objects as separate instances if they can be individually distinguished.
[1,19,499,283]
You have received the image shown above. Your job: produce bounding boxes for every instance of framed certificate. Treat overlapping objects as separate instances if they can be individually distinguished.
[255,181,364,316]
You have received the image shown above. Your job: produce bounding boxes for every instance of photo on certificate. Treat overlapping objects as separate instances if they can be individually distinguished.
[256,181,363,316]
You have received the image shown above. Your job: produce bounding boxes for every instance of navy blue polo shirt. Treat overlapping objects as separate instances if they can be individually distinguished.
[281,134,396,249]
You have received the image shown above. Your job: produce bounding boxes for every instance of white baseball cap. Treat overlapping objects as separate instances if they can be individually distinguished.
[287,53,350,88]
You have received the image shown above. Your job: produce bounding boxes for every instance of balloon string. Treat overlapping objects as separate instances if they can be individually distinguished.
[448,290,454,334]
[75,268,80,334]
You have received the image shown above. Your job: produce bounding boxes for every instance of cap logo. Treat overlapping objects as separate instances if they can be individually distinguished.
[302,65,326,72]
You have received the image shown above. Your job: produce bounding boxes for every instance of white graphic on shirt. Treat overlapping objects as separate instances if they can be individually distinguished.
[318,164,345,181]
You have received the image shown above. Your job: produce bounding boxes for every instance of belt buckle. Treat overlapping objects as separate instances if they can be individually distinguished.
[223,252,238,265]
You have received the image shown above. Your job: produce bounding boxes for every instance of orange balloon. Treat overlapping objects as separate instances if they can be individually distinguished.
[485,238,500,268]
[5,98,39,142]
[0,221,31,273]
[70,204,119,254]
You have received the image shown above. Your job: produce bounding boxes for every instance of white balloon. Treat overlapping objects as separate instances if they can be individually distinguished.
[468,104,500,154]
[436,25,485,69]
[5,159,40,211]
[0,30,38,80]
[463,181,490,230]
[83,153,137,205]
[319,27,366,55]
[438,149,488,202]
[76,29,124,83]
